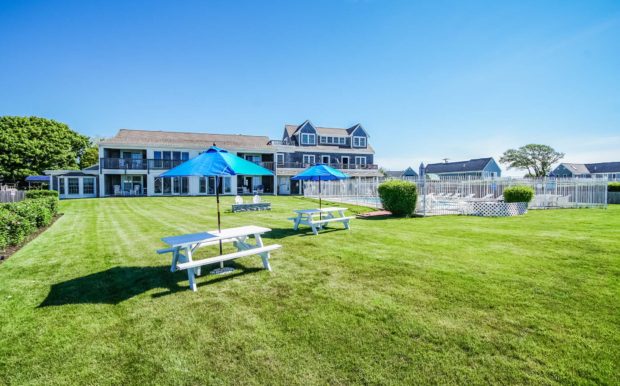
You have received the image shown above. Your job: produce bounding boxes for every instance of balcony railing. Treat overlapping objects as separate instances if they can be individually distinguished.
[277,162,378,170]
[101,158,185,170]
[100,158,275,171]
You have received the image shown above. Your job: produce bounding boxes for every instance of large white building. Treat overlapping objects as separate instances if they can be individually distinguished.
[46,122,381,199]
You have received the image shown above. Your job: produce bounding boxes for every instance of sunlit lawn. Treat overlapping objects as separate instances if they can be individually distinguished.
[0,197,618,384]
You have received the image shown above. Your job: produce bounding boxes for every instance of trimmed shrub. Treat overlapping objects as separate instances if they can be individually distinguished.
[0,208,31,248]
[25,190,59,199]
[608,182,620,192]
[504,186,534,203]
[0,196,59,251]
[378,180,418,217]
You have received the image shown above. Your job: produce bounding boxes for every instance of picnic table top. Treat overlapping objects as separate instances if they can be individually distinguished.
[294,207,348,214]
[161,225,271,247]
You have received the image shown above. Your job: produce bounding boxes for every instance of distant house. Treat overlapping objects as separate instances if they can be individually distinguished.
[551,162,620,180]
[424,158,501,179]
[384,167,418,181]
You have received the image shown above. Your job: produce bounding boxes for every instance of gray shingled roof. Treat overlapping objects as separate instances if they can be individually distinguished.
[560,163,591,175]
[585,162,620,173]
[425,158,493,174]
[101,129,272,150]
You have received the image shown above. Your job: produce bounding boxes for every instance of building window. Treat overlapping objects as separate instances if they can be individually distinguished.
[320,136,327,144]
[321,155,330,164]
[154,177,162,194]
[199,177,207,193]
[327,137,333,144]
[353,136,366,147]
[163,177,172,194]
[355,156,367,165]
[68,178,79,194]
[181,152,189,161]
[302,154,315,165]
[58,178,65,195]
[339,137,346,145]
[301,133,315,145]
[276,153,285,165]
[83,178,95,194]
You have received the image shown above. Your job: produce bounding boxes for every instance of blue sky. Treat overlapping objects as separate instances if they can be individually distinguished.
[1,0,619,174]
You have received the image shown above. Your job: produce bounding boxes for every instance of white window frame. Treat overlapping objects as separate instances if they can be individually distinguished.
[339,137,346,145]
[355,156,367,165]
[302,154,315,165]
[301,133,316,145]
[353,136,366,147]
[320,136,327,144]
[276,153,285,165]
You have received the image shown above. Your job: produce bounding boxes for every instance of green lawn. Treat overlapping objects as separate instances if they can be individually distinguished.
[1,197,618,385]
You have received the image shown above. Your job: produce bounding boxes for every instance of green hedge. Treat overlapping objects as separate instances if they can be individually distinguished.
[25,190,59,199]
[609,182,620,192]
[504,186,535,203]
[378,180,418,217]
[0,196,58,252]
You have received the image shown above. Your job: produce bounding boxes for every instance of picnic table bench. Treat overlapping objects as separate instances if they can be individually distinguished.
[290,207,354,235]
[157,225,281,291]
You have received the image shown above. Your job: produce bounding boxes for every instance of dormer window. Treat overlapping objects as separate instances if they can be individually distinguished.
[353,136,366,147]
[301,133,316,145]
[320,136,327,144]
[339,137,346,145]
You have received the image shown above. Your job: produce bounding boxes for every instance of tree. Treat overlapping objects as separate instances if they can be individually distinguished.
[0,116,90,183]
[79,140,101,169]
[499,144,564,177]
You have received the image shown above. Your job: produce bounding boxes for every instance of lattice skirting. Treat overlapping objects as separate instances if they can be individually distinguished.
[469,202,528,217]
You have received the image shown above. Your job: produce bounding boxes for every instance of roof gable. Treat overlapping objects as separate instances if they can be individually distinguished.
[348,124,368,137]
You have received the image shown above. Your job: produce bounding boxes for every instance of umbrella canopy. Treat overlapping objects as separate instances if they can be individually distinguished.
[291,164,349,181]
[291,164,349,214]
[159,146,274,272]
[160,146,273,178]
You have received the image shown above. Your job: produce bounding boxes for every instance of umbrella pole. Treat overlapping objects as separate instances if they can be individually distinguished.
[216,176,223,267]
[211,176,235,275]
[319,178,322,220]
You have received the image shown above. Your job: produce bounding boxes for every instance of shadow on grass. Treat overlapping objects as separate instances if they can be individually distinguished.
[39,263,262,306]
[266,227,347,239]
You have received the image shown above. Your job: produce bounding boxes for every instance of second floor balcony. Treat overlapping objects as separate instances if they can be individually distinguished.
[277,162,378,170]
[100,158,275,171]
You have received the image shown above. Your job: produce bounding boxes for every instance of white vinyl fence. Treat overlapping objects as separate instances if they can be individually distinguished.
[303,177,608,216]
[0,189,25,203]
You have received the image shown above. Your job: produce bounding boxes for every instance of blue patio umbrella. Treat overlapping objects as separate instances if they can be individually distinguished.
[291,164,349,216]
[160,145,274,271]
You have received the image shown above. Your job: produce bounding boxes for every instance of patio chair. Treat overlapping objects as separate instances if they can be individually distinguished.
[113,185,121,196]
[253,194,262,204]
[132,185,141,196]
[235,195,244,205]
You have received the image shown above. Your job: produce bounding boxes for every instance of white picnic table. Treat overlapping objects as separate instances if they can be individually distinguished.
[290,207,354,235]
[157,225,281,291]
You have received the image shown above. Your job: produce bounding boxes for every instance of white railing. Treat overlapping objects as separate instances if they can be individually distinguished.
[303,177,609,216]
[0,189,25,203]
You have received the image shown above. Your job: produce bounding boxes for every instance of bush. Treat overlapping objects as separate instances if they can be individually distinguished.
[504,186,535,203]
[378,180,418,217]
[0,195,59,251]
[609,182,620,192]
[25,190,59,199]
[0,208,31,249]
